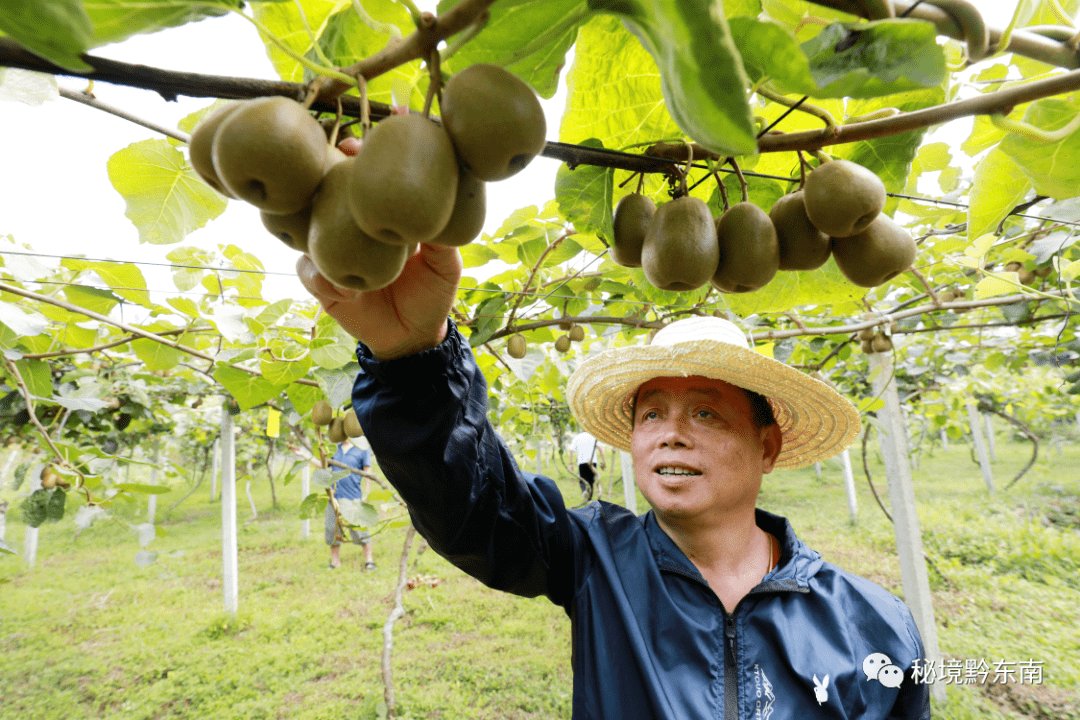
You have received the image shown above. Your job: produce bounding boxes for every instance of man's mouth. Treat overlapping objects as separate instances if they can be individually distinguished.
[655,466,703,477]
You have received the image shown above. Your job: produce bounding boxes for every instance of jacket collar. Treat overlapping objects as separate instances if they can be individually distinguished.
[642,508,822,591]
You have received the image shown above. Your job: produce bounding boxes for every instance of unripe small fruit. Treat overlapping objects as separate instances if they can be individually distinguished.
[311,400,333,426]
[871,333,893,353]
[327,417,347,444]
[857,327,876,341]
[1005,261,1023,272]
[507,334,527,359]
[860,339,874,354]
[343,409,363,438]
[41,465,58,489]
[569,325,585,342]
[555,335,571,353]
[1018,269,1037,285]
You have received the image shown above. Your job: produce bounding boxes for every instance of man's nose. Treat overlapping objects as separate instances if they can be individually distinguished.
[657,411,693,448]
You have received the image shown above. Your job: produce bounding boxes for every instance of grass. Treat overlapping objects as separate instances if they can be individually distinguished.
[2,431,1079,719]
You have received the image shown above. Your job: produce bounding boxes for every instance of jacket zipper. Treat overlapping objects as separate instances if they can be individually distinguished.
[724,611,738,718]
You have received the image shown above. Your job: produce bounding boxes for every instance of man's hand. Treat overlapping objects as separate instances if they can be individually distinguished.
[297,243,462,360]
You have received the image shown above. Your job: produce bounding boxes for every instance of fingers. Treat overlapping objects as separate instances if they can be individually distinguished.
[296,254,360,305]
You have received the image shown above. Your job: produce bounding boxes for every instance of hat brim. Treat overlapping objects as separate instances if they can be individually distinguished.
[566,339,861,469]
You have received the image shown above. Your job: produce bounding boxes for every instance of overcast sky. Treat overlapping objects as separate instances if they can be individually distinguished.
[0,1,1022,306]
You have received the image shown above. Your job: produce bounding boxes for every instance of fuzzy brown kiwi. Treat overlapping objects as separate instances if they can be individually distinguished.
[641,196,719,291]
[428,170,486,247]
[507,334,527,359]
[803,159,886,238]
[611,193,656,268]
[554,335,571,353]
[870,333,893,353]
[769,191,831,271]
[327,417,347,444]
[831,214,917,288]
[311,400,333,426]
[342,408,363,438]
[569,325,585,342]
[712,202,780,293]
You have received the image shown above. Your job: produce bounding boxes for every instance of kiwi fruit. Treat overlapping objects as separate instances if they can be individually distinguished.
[612,193,656,267]
[308,157,415,291]
[831,214,917,288]
[212,96,328,215]
[342,408,363,438]
[569,325,585,342]
[803,159,886,238]
[189,102,242,197]
[261,206,312,252]
[857,327,876,341]
[557,317,573,331]
[1005,261,1023,272]
[311,400,334,426]
[429,170,486,247]
[555,335,571,353]
[41,465,58,489]
[1018,268,1037,285]
[860,339,874,354]
[870,333,893,353]
[327,417,347,444]
[348,114,459,245]
[507,334,527,359]
[1035,265,1053,278]
[769,191,831,271]
[641,196,719,291]
[711,202,779,294]
[440,64,547,181]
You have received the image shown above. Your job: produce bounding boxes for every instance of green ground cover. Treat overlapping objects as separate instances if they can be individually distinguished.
[2,434,1079,719]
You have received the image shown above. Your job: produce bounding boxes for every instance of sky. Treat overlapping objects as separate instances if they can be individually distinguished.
[0,1,1025,307]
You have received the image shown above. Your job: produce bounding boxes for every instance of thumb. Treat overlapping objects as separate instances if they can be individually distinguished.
[296,254,360,306]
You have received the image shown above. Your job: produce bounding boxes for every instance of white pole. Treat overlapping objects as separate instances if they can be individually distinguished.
[620,451,636,514]
[966,401,995,494]
[868,351,945,702]
[210,437,220,501]
[23,464,42,568]
[840,449,858,524]
[1,448,18,489]
[147,441,160,524]
[814,461,822,480]
[220,404,238,615]
[939,428,949,451]
[983,413,996,463]
[300,463,311,539]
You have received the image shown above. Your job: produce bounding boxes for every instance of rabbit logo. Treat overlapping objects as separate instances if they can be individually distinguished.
[813,674,829,705]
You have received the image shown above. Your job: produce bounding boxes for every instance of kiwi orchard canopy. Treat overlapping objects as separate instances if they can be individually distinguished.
[567,316,862,469]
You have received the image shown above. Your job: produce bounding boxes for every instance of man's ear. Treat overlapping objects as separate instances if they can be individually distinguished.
[760,423,783,474]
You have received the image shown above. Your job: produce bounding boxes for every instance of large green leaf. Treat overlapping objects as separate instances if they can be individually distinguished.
[718,259,863,316]
[968,147,1033,241]
[554,139,614,241]
[794,20,946,99]
[587,0,757,156]
[438,0,591,98]
[83,0,241,47]
[62,259,153,308]
[1000,97,1080,200]
[107,139,227,245]
[212,365,287,411]
[0,0,93,71]
[131,338,182,371]
[559,15,682,150]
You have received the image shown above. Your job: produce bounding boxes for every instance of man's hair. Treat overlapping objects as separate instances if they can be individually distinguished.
[630,383,778,431]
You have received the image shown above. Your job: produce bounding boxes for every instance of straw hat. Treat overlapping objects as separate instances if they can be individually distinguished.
[566,316,861,469]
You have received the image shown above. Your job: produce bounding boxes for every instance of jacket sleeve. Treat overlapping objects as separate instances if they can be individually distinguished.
[888,599,932,720]
[351,319,581,608]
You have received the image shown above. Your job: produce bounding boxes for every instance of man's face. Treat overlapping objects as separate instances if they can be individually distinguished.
[629,376,782,525]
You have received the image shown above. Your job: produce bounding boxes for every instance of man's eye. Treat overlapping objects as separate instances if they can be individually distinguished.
[696,409,714,419]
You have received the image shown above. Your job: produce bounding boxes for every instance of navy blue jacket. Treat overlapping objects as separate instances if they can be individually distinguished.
[352,321,930,719]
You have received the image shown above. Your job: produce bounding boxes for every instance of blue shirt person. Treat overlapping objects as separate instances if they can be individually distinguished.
[326,442,376,570]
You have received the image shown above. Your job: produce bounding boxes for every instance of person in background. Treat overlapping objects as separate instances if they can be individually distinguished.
[568,429,605,502]
[326,440,375,571]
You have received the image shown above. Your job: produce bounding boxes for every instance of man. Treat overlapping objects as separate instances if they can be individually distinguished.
[298,245,929,718]
[568,429,605,501]
[326,440,376,571]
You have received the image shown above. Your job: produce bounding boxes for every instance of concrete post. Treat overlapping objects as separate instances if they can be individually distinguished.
[814,462,822,480]
[210,437,220,501]
[966,401,995,494]
[983,413,996,462]
[620,451,636,514]
[147,440,161,524]
[840,449,858,524]
[939,428,948,451]
[1,448,18,489]
[221,404,238,614]
[301,463,311,539]
[868,352,945,702]
[23,464,42,568]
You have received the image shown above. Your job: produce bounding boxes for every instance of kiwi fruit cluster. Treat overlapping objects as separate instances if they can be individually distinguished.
[611,159,917,293]
[189,64,545,291]
[857,316,899,354]
[310,400,363,443]
[506,323,586,358]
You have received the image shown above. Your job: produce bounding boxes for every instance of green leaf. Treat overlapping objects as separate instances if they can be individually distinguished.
[559,15,687,151]
[107,139,227,245]
[61,285,119,316]
[438,0,590,98]
[795,20,946,99]
[62,258,153,308]
[286,382,321,417]
[968,147,1033,241]
[555,139,614,240]
[468,295,507,348]
[0,0,93,72]
[12,358,53,397]
[84,0,240,48]
[299,492,327,520]
[45,488,66,523]
[131,338,182,372]
[719,259,864,316]
[587,0,757,156]
[21,489,49,528]
[1000,97,1080,200]
[0,300,48,337]
[214,365,286,411]
[260,355,313,386]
